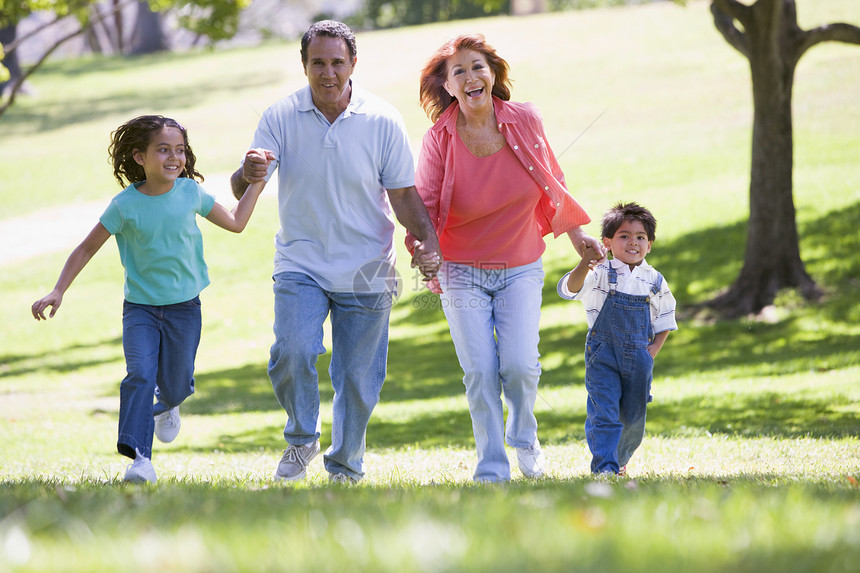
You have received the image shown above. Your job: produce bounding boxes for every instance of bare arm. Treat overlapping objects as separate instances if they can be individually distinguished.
[565,241,603,294]
[231,148,275,200]
[567,226,605,260]
[648,330,670,359]
[387,185,442,279]
[32,222,111,320]
[206,179,267,233]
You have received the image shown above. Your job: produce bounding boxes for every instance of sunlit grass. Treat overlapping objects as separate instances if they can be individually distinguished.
[2,1,860,571]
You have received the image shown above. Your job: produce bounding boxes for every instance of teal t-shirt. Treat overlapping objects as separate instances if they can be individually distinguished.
[99,178,216,305]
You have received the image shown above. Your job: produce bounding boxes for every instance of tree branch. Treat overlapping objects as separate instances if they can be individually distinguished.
[0,0,135,118]
[712,0,752,23]
[796,22,860,60]
[0,24,87,116]
[3,0,101,54]
[4,14,66,55]
[711,0,751,58]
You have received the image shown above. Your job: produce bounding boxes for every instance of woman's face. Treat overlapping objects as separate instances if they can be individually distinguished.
[444,49,495,111]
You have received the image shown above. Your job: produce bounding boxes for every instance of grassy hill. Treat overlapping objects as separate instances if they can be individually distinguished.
[1,1,859,571]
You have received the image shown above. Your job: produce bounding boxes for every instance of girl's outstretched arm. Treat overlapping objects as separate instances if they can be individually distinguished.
[205,179,267,233]
[32,222,111,320]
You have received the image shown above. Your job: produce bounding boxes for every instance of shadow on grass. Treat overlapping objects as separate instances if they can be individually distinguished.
[0,336,123,380]
[647,392,860,439]
[2,53,276,136]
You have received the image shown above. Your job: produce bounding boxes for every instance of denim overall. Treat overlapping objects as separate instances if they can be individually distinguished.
[584,265,663,474]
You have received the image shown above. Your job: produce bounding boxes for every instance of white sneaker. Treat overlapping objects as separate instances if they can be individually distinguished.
[124,449,157,483]
[516,439,546,478]
[154,406,181,443]
[274,441,320,481]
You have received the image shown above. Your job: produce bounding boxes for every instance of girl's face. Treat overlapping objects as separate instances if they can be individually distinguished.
[603,220,652,269]
[133,126,187,185]
[444,49,495,113]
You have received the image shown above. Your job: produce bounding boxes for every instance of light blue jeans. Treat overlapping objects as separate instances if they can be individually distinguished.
[118,297,201,460]
[268,272,390,481]
[438,259,544,482]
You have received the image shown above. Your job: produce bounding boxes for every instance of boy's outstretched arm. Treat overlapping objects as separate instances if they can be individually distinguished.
[648,330,670,359]
[565,241,603,294]
[32,223,111,320]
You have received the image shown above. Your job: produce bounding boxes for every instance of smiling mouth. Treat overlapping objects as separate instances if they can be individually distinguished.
[466,87,484,98]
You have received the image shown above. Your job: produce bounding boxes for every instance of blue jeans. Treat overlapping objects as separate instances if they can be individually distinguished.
[118,297,201,460]
[268,272,390,481]
[438,260,544,482]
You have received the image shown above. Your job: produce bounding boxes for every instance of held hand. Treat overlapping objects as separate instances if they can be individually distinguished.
[242,148,274,183]
[411,240,442,280]
[32,291,63,321]
[580,241,603,270]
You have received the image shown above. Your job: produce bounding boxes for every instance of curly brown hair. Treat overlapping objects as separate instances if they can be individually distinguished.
[108,115,203,187]
[419,34,512,124]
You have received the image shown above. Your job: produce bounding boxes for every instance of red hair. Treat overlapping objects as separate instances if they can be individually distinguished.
[419,34,512,123]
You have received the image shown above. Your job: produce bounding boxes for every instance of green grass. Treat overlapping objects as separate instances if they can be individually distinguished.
[2,1,860,571]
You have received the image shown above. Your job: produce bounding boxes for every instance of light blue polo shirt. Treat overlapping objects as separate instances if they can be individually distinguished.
[100,178,215,305]
[248,82,415,292]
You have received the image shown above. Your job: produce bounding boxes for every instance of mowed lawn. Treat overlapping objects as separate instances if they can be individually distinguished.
[1,1,859,571]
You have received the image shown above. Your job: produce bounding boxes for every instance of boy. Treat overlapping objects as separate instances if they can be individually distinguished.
[557,202,677,475]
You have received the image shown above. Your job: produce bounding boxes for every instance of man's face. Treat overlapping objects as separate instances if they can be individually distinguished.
[303,35,356,117]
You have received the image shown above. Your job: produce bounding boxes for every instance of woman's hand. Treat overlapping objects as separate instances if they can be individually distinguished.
[411,240,442,280]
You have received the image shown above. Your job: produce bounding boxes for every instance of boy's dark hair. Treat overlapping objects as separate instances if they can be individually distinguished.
[109,115,203,187]
[301,20,357,66]
[601,201,657,242]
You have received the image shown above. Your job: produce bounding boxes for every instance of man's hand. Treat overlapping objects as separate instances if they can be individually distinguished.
[243,148,275,182]
[410,240,442,280]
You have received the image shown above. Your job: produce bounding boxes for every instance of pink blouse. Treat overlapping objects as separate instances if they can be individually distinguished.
[409,98,592,291]
[441,133,544,268]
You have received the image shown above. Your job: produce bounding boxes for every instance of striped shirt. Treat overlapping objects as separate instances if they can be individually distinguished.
[557,258,678,334]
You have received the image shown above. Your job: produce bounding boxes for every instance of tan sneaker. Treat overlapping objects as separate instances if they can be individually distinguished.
[274,440,320,481]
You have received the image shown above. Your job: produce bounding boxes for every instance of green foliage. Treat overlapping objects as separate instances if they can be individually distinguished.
[548,0,663,10]
[160,0,250,43]
[0,43,8,83]
[354,0,509,29]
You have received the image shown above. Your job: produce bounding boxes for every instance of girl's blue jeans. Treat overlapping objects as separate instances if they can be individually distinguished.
[268,272,390,481]
[118,297,201,460]
[438,259,544,483]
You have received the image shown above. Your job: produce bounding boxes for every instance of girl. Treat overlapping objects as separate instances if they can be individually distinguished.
[31,115,269,483]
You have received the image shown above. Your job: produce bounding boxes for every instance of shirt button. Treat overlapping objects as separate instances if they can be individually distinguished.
[528,166,534,171]
[544,186,549,191]
[498,123,502,129]
[513,145,519,150]
[534,143,539,148]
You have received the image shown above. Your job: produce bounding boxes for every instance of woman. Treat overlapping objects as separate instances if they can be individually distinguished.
[408,34,603,482]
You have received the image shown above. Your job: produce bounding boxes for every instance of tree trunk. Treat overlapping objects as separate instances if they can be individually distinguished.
[709,0,821,317]
[0,24,24,93]
[130,1,168,54]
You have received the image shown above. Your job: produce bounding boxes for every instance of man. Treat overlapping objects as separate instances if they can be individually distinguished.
[232,20,441,484]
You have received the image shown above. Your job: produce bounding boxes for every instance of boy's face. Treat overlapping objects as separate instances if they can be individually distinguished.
[603,220,652,269]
